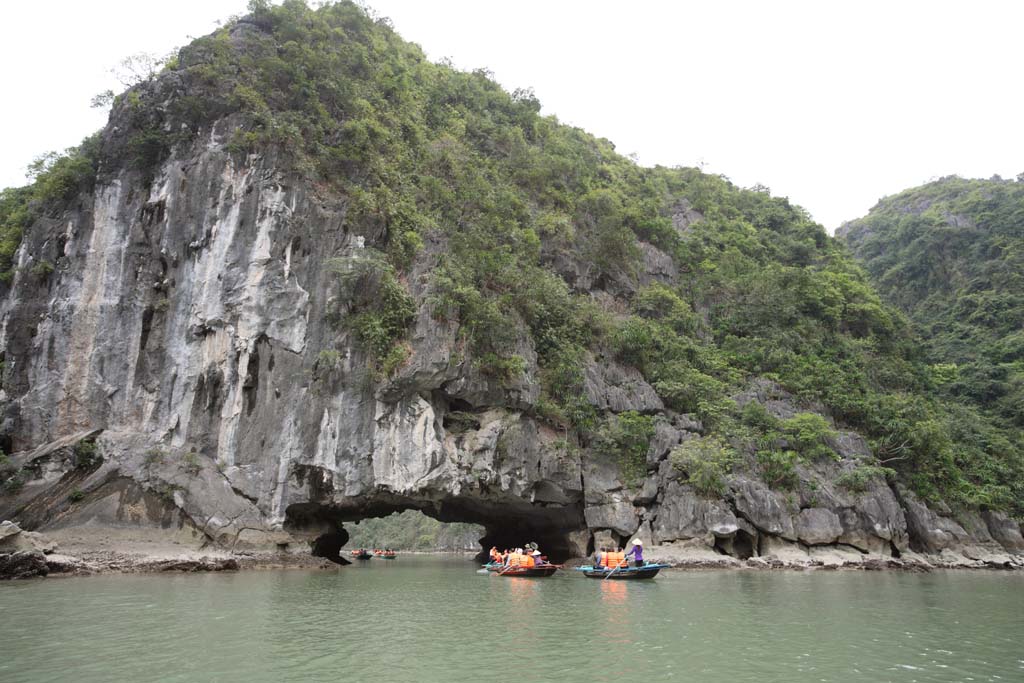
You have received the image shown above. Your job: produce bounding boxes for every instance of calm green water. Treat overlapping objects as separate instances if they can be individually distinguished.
[2,557,1022,682]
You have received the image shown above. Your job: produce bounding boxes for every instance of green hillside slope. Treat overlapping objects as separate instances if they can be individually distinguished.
[839,176,1024,428]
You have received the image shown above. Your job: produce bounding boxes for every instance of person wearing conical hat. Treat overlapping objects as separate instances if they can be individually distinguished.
[628,539,644,567]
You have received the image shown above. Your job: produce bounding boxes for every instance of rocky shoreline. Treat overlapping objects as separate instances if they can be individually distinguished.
[3,520,1020,581]
[0,520,337,580]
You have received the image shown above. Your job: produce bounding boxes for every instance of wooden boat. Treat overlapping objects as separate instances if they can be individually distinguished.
[482,561,504,572]
[352,550,373,560]
[576,563,669,579]
[497,564,559,577]
[381,553,397,559]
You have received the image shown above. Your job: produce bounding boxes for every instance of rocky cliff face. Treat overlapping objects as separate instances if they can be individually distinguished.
[1,7,1021,570]
[0,128,592,558]
[2,124,1020,568]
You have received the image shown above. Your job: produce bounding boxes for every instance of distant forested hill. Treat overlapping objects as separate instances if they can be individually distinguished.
[838,176,1024,427]
[344,511,482,551]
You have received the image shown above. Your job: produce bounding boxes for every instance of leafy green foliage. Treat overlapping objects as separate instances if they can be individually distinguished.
[670,436,737,497]
[835,464,896,493]
[841,176,1024,511]
[29,260,54,279]
[143,448,166,468]
[1,450,28,494]
[182,451,202,475]
[780,413,837,461]
[328,252,415,376]
[0,136,100,280]
[1,470,27,494]
[344,509,483,551]
[755,449,800,490]
[842,176,1024,424]
[594,411,655,483]
[73,440,102,470]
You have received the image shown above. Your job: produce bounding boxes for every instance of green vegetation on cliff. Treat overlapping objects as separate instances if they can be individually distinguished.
[839,177,1024,513]
[4,1,1021,516]
[840,176,1024,427]
[344,510,482,551]
[0,139,100,280]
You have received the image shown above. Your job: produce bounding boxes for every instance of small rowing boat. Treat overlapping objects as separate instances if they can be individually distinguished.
[497,565,559,577]
[575,563,669,579]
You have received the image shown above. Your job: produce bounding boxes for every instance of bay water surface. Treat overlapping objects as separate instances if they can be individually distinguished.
[1,556,1022,682]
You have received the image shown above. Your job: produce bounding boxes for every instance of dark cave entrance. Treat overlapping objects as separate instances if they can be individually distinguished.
[311,528,352,565]
[283,494,587,564]
[713,528,757,560]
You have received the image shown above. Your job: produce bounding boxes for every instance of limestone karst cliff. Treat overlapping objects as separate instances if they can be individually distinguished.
[1,1,1021,568]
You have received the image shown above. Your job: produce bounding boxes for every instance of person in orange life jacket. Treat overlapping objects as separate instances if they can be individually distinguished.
[628,539,644,567]
[603,547,627,568]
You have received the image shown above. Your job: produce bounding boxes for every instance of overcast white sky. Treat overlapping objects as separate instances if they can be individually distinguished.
[2,0,1022,229]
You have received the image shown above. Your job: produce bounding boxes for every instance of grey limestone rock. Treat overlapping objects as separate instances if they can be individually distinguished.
[795,508,844,545]
[651,481,738,545]
[0,521,57,554]
[646,418,691,468]
[895,485,971,554]
[982,510,1024,552]
[729,476,796,540]
[671,200,704,237]
[584,501,640,538]
[582,354,663,413]
[637,242,678,287]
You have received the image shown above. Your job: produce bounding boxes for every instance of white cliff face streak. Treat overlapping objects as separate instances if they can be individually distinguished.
[57,182,127,438]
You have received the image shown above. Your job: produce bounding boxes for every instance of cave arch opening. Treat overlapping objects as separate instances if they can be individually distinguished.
[284,494,587,564]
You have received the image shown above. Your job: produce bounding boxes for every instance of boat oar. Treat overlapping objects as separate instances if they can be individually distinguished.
[604,563,624,580]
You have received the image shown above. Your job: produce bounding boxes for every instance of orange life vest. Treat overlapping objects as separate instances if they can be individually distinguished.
[524,554,535,568]
[508,553,522,567]
[602,551,626,568]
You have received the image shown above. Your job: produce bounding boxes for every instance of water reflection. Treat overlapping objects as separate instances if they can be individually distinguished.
[597,578,628,605]
[1,559,1023,683]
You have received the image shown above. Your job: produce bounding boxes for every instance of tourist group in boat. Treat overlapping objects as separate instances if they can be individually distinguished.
[346,539,668,578]
[485,539,669,579]
[351,548,397,559]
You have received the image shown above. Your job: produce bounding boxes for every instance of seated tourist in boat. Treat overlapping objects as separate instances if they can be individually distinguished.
[628,539,644,567]
[601,547,627,569]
